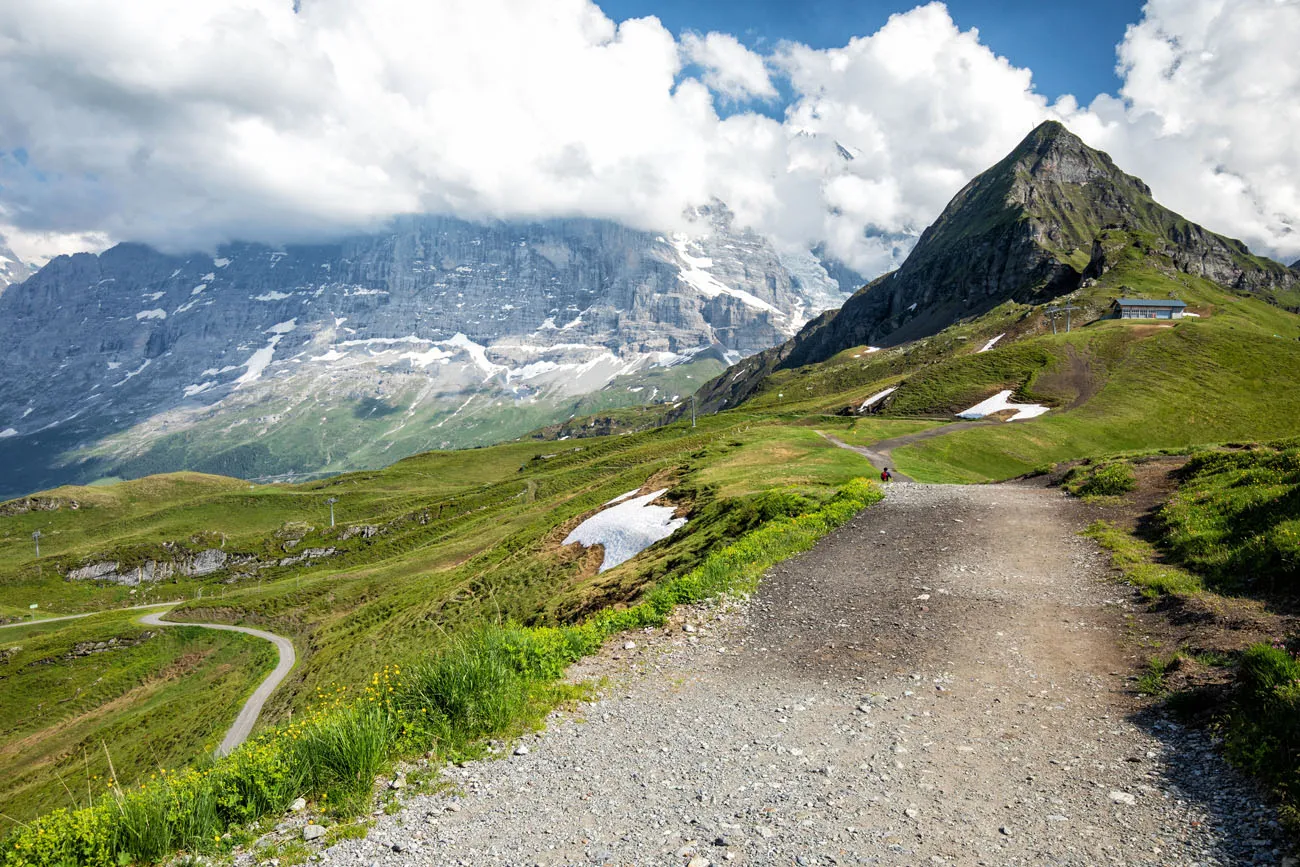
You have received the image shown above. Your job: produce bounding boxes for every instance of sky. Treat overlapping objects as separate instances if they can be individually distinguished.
[602,0,1144,103]
[0,0,1297,275]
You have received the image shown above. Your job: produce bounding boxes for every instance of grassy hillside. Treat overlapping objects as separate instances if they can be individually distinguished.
[0,408,904,822]
[693,238,1300,484]
[0,611,275,823]
[56,359,726,490]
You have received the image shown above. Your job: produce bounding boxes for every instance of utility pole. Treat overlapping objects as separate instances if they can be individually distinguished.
[1045,304,1081,334]
[32,530,41,557]
[327,497,338,528]
[691,395,696,429]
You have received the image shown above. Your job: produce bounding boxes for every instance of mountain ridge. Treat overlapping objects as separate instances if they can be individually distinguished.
[0,213,858,497]
[697,121,1298,413]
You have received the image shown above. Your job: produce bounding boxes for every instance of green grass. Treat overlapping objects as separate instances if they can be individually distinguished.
[0,610,276,824]
[1075,444,1300,827]
[1083,520,1205,599]
[1159,440,1300,594]
[0,478,881,867]
[1222,643,1300,827]
[894,295,1300,482]
[1062,461,1137,499]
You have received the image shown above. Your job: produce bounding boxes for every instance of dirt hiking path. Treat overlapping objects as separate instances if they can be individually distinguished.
[818,424,992,482]
[309,483,1285,866]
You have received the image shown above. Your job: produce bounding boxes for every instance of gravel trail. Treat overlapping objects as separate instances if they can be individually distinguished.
[310,483,1286,866]
[138,609,295,756]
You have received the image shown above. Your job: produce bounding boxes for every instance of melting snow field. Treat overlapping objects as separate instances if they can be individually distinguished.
[858,386,897,412]
[957,390,1049,421]
[564,489,687,572]
[979,333,1006,353]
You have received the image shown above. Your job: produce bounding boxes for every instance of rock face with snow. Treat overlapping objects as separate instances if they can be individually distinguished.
[0,237,32,297]
[0,213,856,497]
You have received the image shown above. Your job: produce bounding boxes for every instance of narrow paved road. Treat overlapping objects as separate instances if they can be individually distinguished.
[138,610,295,756]
[305,483,1284,866]
[0,601,177,630]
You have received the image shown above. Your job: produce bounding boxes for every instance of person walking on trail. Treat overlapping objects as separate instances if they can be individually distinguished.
[880,467,893,483]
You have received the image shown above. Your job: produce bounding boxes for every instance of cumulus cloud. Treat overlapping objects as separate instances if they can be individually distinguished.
[1066,0,1300,261]
[0,0,1296,274]
[681,31,776,101]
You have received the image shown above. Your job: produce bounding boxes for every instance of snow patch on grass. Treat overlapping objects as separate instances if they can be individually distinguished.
[978,333,1006,352]
[858,386,897,412]
[957,390,1049,421]
[564,489,687,572]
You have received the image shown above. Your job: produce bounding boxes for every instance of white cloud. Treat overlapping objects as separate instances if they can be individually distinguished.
[1063,0,1300,261]
[681,31,776,101]
[0,0,1295,275]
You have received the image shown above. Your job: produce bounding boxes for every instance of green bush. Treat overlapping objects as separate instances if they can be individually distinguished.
[2,478,881,867]
[1062,461,1137,498]
[1240,644,1300,700]
[1223,643,1300,818]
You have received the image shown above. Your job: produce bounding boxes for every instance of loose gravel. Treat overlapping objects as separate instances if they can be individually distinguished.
[281,483,1289,866]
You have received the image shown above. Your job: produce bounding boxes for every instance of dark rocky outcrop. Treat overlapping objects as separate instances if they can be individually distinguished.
[699,121,1298,411]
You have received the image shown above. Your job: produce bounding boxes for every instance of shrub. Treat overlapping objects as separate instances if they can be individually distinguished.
[1223,643,1300,817]
[1240,644,1300,700]
[1062,461,1136,498]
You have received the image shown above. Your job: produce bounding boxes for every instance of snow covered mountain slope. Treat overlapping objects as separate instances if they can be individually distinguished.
[0,213,858,496]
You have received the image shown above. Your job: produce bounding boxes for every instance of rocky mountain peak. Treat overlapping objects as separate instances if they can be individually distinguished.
[0,236,32,296]
[698,122,1298,413]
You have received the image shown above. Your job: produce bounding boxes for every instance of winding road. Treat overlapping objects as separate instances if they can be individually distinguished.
[138,610,295,756]
[0,601,177,630]
[2,602,294,756]
[819,421,993,482]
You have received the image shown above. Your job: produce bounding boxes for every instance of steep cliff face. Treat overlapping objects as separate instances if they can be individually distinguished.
[0,214,855,496]
[699,121,1298,411]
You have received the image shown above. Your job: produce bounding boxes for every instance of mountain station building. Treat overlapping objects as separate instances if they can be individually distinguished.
[1111,298,1187,320]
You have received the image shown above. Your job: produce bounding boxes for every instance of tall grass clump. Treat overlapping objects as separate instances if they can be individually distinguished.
[1222,643,1300,822]
[2,477,880,867]
[1062,461,1137,499]
[1161,439,1300,593]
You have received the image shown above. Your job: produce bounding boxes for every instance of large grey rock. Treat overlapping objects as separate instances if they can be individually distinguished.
[0,212,857,497]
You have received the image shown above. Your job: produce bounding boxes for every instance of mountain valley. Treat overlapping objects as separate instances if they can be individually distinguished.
[3,121,1300,865]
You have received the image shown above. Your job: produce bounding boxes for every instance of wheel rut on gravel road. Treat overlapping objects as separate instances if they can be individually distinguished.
[307,483,1285,867]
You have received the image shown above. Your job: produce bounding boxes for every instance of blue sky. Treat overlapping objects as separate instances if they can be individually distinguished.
[601,0,1144,103]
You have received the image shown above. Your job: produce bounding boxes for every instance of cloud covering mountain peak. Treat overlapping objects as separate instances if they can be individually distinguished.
[0,0,1296,273]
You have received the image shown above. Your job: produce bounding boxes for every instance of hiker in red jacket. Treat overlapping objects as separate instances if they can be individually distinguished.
[880,467,893,483]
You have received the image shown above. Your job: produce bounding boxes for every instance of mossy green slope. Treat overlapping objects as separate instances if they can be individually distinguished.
[0,409,896,820]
